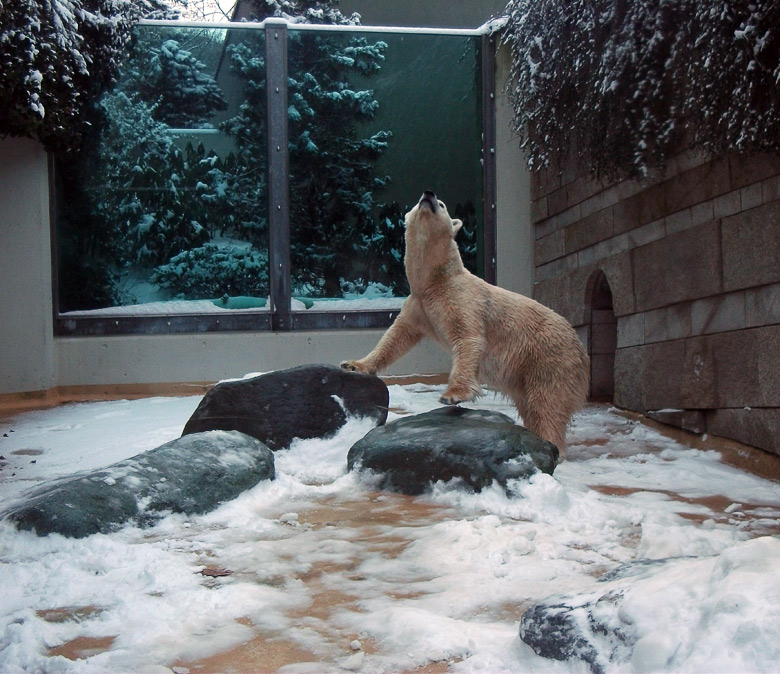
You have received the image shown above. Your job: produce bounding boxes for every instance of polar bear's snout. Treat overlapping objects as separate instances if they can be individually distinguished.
[419,190,439,212]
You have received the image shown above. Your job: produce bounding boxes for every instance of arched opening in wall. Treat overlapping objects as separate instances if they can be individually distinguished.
[587,271,617,402]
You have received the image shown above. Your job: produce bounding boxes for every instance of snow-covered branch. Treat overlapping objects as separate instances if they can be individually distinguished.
[502,0,780,180]
[0,0,178,151]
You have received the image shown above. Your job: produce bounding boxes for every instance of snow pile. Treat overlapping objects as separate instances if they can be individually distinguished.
[1,384,779,673]
[62,285,404,317]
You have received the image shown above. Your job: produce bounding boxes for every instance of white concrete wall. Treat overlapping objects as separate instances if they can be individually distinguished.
[0,138,55,394]
[54,331,450,387]
[495,45,533,296]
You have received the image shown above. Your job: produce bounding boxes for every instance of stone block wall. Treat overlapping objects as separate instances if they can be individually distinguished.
[531,151,780,456]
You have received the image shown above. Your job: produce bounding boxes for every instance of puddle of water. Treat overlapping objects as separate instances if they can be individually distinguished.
[37,606,104,624]
[589,485,780,536]
[48,636,116,661]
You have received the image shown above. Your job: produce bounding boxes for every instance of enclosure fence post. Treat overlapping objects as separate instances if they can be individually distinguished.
[266,19,292,331]
[481,32,498,286]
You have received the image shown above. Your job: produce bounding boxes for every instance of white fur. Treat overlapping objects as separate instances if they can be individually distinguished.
[341,193,589,456]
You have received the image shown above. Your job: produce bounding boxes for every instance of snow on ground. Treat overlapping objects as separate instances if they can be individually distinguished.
[60,286,405,317]
[1,383,779,673]
[61,295,405,317]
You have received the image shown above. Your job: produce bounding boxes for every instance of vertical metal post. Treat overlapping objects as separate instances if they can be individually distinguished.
[481,32,498,286]
[266,19,292,330]
[48,153,61,322]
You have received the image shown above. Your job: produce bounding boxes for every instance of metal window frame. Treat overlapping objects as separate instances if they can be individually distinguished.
[52,20,497,337]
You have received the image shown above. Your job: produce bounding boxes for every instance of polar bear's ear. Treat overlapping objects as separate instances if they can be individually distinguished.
[452,219,463,236]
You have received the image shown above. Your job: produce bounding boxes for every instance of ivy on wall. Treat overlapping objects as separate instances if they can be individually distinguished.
[502,0,780,180]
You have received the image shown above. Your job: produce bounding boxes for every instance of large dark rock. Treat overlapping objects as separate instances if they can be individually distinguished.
[182,364,389,450]
[347,406,558,495]
[4,431,274,538]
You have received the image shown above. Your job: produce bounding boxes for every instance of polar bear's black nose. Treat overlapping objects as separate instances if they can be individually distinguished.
[420,190,438,212]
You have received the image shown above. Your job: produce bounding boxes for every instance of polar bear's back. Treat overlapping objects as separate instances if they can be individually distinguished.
[477,281,589,407]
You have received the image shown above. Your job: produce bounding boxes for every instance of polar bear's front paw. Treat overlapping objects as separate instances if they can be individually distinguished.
[340,360,368,373]
[439,393,464,405]
[440,389,473,405]
[440,383,480,406]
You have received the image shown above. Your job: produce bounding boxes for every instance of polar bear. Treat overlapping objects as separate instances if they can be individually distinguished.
[341,191,590,456]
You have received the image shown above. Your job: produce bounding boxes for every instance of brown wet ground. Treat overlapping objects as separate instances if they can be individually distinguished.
[38,494,462,672]
[576,407,780,538]
[172,495,477,674]
[0,375,450,416]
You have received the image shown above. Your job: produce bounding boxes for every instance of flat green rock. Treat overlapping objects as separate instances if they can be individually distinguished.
[347,406,558,495]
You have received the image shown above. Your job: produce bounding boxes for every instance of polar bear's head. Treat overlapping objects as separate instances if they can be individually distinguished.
[404,191,463,242]
[403,191,466,283]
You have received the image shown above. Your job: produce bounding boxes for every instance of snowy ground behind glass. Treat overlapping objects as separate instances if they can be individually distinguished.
[1,381,780,673]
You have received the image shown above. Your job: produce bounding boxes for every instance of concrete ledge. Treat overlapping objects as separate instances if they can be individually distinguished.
[52,330,452,391]
[646,408,706,435]
[0,383,214,415]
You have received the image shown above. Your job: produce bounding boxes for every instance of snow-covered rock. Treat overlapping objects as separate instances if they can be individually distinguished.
[518,537,780,673]
[3,430,274,538]
[347,406,558,495]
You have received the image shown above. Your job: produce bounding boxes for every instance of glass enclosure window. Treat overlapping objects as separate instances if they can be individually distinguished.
[53,22,491,334]
[54,26,270,318]
[285,29,483,311]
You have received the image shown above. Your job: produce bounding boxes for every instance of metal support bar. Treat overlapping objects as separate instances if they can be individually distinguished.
[139,18,491,36]
[266,19,292,331]
[55,313,273,336]
[481,32,498,286]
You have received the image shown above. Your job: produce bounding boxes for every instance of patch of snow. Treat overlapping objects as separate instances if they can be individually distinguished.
[61,284,405,317]
[0,385,779,673]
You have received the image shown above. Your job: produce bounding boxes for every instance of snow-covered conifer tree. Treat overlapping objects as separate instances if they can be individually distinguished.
[0,0,176,152]
[223,0,391,297]
[53,19,232,308]
[94,92,212,267]
[119,33,228,127]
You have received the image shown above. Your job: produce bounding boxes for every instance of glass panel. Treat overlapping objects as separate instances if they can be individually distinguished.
[53,22,487,329]
[54,25,271,315]
[285,28,484,311]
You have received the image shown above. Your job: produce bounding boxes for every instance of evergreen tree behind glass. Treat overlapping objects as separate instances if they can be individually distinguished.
[286,30,391,297]
[54,0,486,315]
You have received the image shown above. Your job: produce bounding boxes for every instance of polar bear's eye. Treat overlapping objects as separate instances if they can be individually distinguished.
[438,201,444,208]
